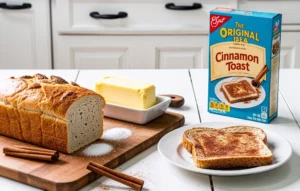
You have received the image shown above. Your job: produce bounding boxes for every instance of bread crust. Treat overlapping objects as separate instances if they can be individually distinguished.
[182,126,272,169]
[0,74,105,153]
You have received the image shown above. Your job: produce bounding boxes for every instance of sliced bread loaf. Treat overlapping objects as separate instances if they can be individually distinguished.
[0,74,105,153]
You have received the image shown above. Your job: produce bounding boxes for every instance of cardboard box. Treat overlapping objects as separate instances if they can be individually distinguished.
[208,8,282,123]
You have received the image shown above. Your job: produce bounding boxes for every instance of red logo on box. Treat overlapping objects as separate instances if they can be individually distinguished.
[210,14,231,34]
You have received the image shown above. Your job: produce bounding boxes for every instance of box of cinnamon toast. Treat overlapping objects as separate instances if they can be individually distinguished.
[208,8,282,123]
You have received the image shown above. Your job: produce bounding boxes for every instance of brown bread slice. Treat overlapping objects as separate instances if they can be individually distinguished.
[182,126,273,169]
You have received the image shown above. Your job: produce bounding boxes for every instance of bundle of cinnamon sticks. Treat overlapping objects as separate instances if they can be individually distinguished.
[87,162,144,191]
[3,145,59,162]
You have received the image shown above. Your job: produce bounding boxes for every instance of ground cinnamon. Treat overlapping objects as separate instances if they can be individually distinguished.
[87,162,144,191]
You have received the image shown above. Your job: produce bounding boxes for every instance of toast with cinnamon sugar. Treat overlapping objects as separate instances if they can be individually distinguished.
[182,126,273,169]
[221,79,259,104]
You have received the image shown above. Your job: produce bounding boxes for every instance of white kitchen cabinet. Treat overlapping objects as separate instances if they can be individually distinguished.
[52,0,300,69]
[238,0,300,24]
[155,37,208,69]
[54,36,133,69]
[157,48,203,69]
[236,0,300,68]
[0,0,51,69]
[55,0,235,35]
[52,0,227,69]
[280,32,300,68]
[54,35,208,69]
[72,47,129,69]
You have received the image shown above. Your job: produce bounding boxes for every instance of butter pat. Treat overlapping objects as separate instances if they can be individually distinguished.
[95,76,156,109]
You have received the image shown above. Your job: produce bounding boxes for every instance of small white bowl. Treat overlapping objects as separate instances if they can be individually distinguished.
[104,96,171,124]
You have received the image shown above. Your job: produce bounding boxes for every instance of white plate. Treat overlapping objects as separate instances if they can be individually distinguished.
[104,95,171,124]
[215,77,266,109]
[158,122,292,176]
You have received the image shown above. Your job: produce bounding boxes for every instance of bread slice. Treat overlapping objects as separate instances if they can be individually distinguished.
[221,78,259,104]
[182,126,273,169]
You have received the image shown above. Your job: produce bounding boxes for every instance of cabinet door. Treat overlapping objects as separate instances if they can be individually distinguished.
[71,47,129,69]
[54,35,133,69]
[154,35,208,69]
[280,32,300,68]
[156,48,203,69]
[54,35,208,69]
[0,0,51,69]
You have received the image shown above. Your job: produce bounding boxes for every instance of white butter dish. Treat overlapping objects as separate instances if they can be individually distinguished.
[104,96,171,124]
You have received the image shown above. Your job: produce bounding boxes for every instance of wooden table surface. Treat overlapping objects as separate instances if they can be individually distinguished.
[0,69,299,191]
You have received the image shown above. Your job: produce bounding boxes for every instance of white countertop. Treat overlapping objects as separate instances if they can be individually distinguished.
[0,69,299,191]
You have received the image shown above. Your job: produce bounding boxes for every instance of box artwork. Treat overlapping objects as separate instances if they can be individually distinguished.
[208,8,282,123]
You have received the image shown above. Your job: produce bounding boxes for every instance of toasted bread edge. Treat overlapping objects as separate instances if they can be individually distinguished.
[194,155,273,169]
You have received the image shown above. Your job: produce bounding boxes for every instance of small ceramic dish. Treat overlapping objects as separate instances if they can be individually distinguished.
[104,95,171,124]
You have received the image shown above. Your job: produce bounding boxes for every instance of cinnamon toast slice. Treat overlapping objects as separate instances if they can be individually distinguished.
[221,79,259,104]
[182,126,273,169]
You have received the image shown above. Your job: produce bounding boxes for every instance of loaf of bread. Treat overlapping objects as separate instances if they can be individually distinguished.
[0,74,105,153]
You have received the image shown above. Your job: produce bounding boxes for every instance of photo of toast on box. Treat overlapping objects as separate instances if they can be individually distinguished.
[220,78,259,104]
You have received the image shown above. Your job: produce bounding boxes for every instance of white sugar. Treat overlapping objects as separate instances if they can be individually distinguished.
[82,143,113,157]
[102,127,132,141]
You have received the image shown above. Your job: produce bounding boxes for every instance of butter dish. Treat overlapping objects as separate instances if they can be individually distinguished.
[104,96,171,124]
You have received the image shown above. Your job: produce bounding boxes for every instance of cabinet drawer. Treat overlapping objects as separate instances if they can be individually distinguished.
[55,0,234,34]
[0,0,51,69]
[54,35,208,69]
[239,0,300,24]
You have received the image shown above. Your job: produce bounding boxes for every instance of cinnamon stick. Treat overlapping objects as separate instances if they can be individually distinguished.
[87,162,144,191]
[252,65,269,87]
[14,145,59,159]
[4,151,56,162]
[3,146,59,162]
[90,162,144,185]
[255,65,269,81]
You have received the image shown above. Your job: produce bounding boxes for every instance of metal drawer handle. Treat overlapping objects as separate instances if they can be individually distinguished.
[165,3,202,10]
[90,12,128,19]
[0,2,31,10]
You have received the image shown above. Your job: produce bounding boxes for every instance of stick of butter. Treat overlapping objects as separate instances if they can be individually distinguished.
[95,76,156,109]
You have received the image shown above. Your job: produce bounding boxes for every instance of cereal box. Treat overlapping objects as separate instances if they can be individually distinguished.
[208,8,282,123]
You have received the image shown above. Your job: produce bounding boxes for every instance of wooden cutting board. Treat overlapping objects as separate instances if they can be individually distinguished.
[0,111,184,191]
